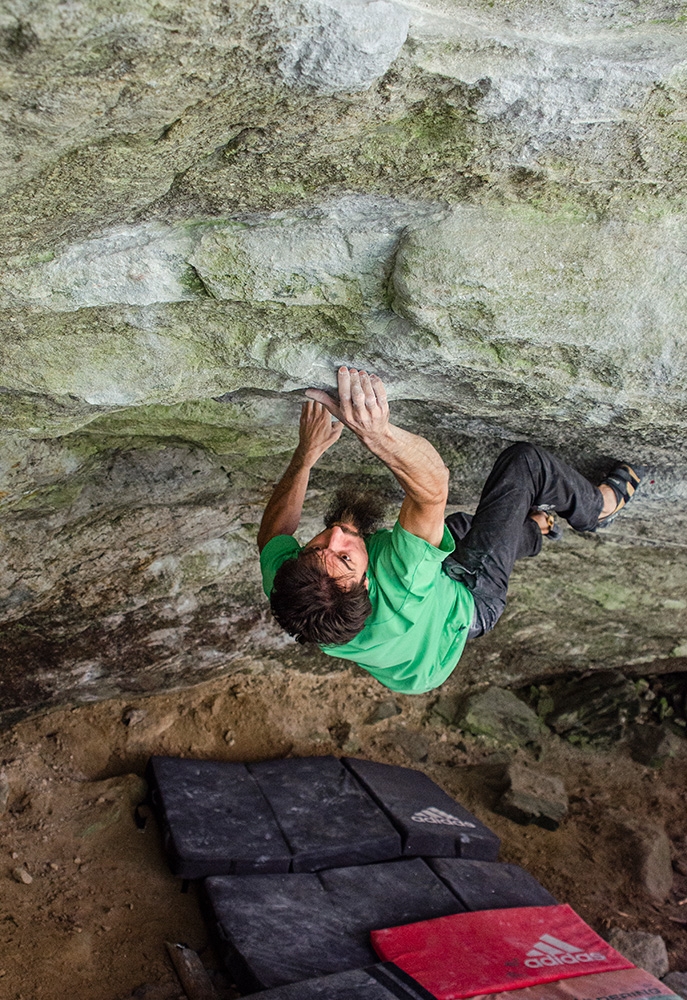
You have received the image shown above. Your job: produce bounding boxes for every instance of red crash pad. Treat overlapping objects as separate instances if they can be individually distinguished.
[371,904,633,999]
[469,967,679,1000]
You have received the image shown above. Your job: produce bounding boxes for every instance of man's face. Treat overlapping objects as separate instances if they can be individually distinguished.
[302,521,369,588]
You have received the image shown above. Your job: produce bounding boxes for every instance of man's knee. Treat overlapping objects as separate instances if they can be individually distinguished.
[495,441,545,475]
[500,441,540,463]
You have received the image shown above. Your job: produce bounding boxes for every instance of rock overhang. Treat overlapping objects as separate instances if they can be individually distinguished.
[0,0,686,722]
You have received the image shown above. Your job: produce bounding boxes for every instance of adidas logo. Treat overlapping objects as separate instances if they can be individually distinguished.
[524,933,607,969]
[410,807,476,829]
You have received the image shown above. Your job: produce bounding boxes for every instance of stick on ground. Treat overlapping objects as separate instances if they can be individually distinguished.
[165,942,219,1000]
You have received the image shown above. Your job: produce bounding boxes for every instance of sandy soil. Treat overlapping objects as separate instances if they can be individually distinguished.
[1,658,686,1000]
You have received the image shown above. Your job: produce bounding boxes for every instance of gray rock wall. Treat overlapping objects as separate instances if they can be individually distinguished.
[1,0,686,722]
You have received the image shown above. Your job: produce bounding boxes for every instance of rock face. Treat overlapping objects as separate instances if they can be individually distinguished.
[0,0,686,719]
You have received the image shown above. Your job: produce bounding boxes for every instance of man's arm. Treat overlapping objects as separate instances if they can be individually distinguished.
[306,367,449,547]
[257,400,343,552]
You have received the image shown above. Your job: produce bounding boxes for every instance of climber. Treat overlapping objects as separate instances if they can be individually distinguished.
[257,366,643,694]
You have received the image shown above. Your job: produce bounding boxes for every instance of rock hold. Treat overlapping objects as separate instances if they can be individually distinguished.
[606,929,669,979]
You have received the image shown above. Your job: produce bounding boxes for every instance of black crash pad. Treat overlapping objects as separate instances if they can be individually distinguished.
[247,756,401,871]
[146,756,291,878]
[343,757,500,860]
[428,857,557,910]
[147,755,402,878]
[205,858,464,991]
[249,965,433,1000]
[206,871,373,991]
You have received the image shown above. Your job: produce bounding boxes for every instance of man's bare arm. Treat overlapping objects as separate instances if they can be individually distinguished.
[257,401,343,552]
[306,368,449,547]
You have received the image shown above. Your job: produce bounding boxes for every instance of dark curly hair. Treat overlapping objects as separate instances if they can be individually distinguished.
[269,548,371,646]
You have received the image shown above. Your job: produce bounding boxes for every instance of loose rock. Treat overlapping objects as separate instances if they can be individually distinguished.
[12,867,33,885]
[458,687,546,747]
[629,724,683,767]
[607,929,669,979]
[496,763,568,830]
[663,973,687,999]
[387,727,429,762]
[366,700,402,724]
[0,771,9,814]
[610,814,674,902]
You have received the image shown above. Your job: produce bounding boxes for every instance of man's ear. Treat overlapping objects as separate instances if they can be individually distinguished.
[364,575,369,591]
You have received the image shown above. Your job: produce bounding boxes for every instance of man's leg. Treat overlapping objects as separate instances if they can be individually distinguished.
[443,442,603,637]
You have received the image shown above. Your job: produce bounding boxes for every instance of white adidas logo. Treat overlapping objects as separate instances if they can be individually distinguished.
[410,807,476,829]
[524,933,607,969]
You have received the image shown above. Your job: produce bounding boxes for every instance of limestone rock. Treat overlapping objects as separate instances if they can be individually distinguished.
[663,973,687,999]
[410,6,687,176]
[458,687,546,746]
[189,196,442,308]
[0,225,200,312]
[0,0,686,717]
[496,763,568,830]
[392,207,687,430]
[275,0,410,94]
[607,929,669,979]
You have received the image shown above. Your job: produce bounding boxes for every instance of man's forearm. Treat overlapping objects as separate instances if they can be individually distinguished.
[257,450,312,551]
[358,423,449,506]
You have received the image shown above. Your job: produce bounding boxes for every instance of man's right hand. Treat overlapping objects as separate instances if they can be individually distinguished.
[305,367,390,446]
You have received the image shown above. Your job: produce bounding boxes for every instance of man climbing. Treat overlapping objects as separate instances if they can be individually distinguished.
[258,366,643,694]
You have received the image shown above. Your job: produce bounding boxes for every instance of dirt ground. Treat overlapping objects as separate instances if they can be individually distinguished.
[1,658,686,1000]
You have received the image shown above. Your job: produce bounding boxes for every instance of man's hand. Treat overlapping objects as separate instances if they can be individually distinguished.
[307,364,449,547]
[297,399,343,466]
[306,367,390,446]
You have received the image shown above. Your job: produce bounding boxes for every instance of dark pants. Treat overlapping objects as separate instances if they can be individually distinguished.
[442,442,603,639]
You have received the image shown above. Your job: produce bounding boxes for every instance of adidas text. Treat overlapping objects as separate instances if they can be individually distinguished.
[524,951,607,969]
[524,933,607,969]
[410,807,476,828]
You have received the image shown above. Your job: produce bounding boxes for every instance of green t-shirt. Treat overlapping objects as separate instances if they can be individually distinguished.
[259,521,474,695]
